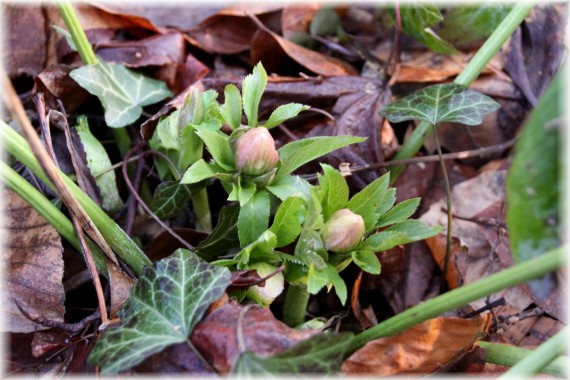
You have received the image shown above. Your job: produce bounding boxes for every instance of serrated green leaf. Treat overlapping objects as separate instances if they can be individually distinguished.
[232,332,353,375]
[347,172,390,231]
[237,178,256,207]
[506,68,562,299]
[376,188,396,216]
[178,89,203,127]
[324,264,347,305]
[222,84,242,130]
[318,164,349,220]
[242,62,267,127]
[296,229,327,270]
[196,205,240,261]
[195,128,235,171]
[359,230,409,252]
[376,198,420,228]
[70,60,172,128]
[88,249,231,374]
[177,124,202,172]
[400,5,457,54]
[200,90,221,121]
[51,25,76,51]
[263,103,310,129]
[385,219,443,243]
[352,250,381,275]
[380,83,500,126]
[307,263,328,295]
[276,136,366,180]
[150,180,197,219]
[180,159,218,184]
[155,110,180,151]
[266,175,312,201]
[439,5,512,45]
[75,116,124,212]
[269,197,307,247]
[234,230,278,269]
[238,190,270,247]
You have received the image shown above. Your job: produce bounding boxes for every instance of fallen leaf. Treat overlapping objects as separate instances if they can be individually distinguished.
[281,5,321,39]
[342,315,490,375]
[0,188,65,333]
[33,64,92,114]
[134,342,216,374]
[31,330,70,357]
[6,5,47,78]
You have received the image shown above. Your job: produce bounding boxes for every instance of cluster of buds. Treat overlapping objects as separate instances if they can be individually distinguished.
[321,209,365,253]
[234,127,279,176]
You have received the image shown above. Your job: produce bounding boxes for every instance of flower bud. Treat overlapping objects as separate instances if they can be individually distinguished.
[234,127,279,176]
[246,263,284,306]
[321,209,365,253]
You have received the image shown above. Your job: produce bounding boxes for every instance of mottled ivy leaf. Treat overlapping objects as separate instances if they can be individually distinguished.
[74,116,124,213]
[266,175,312,201]
[380,83,500,126]
[506,69,562,300]
[263,103,310,129]
[195,128,235,171]
[269,197,307,248]
[318,164,349,221]
[276,135,366,180]
[439,5,512,45]
[232,332,353,375]
[150,180,197,219]
[70,60,172,128]
[400,4,457,54]
[376,198,420,228]
[222,84,242,130]
[196,205,240,261]
[352,250,381,275]
[88,249,231,374]
[242,62,267,127]
[238,190,270,247]
[347,172,390,232]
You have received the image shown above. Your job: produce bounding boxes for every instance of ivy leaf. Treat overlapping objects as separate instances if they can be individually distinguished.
[232,332,353,375]
[70,60,172,128]
[150,180,196,219]
[318,164,349,221]
[196,205,240,261]
[238,190,270,247]
[263,103,310,129]
[269,197,307,248]
[380,83,500,126]
[88,249,231,374]
[222,84,242,130]
[242,62,267,127]
[347,173,390,231]
[195,128,235,171]
[400,4,457,54]
[276,136,366,180]
[439,5,512,45]
[266,175,312,201]
[352,250,381,275]
[376,198,420,228]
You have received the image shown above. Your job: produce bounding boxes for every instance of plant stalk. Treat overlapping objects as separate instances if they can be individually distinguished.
[478,341,567,377]
[347,245,565,354]
[192,188,212,233]
[388,2,536,184]
[283,284,310,327]
[57,0,97,65]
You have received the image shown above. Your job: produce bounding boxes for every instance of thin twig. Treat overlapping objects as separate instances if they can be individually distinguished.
[125,151,146,236]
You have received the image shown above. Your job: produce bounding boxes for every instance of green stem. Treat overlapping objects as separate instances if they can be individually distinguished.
[57,0,98,65]
[0,161,109,276]
[388,2,536,184]
[1,121,152,275]
[192,188,212,233]
[499,327,568,378]
[283,284,310,327]
[348,245,565,354]
[478,341,567,377]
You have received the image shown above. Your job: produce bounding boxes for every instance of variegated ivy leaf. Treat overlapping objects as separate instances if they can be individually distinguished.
[380,83,500,126]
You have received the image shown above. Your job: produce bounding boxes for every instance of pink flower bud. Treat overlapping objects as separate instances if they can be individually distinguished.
[234,127,279,176]
[322,209,365,253]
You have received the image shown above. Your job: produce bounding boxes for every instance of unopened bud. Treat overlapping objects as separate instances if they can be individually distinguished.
[246,263,284,306]
[322,209,365,253]
[234,127,279,176]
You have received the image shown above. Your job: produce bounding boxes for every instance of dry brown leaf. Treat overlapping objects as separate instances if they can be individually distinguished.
[342,315,490,376]
[108,263,135,317]
[1,188,65,333]
[281,5,321,39]
[34,65,92,114]
[6,5,47,78]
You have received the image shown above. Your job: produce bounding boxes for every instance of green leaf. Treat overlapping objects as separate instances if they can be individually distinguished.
[70,60,172,128]
[88,249,231,374]
[237,178,256,207]
[506,68,562,299]
[232,332,353,375]
[150,180,196,219]
[195,128,235,171]
[380,83,500,126]
[359,230,410,252]
[222,84,242,130]
[318,164,349,220]
[439,5,512,45]
[376,198,420,228]
[269,197,307,247]
[266,175,312,201]
[74,116,124,212]
[242,62,267,127]
[263,103,310,129]
[276,135,366,180]
[347,172,390,231]
[196,205,240,261]
[352,250,381,275]
[180,159,219,184]
[51,25,76,51]
[154,110,180,151]
[385,220,443,243]
[324,264,347,304]
[178,88,203,127]
[376,188,396,216]
[233,230,278,269]
[310,7,342,37]
[178,124,202,172]
[238,190,270,247]
[400,4,457,54]
[307,263,328,295]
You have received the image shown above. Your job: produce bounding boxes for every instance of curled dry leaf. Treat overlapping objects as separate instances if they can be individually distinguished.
[1,188,65,333]
[34,65,91,114]
[281,5,321,39]
[342,315,491,376]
